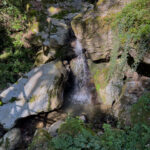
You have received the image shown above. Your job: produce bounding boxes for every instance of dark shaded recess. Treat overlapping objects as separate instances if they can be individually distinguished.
[0,124,6,138]
[89,110,118,130]
[84,0,98,4]
[63,70,75,103]
[128,55,150,77]
[14,111,59,149]
[93,58,110,64]
[0,25,13,54]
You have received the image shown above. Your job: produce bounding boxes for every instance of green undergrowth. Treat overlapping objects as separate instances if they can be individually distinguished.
[0,1,39,90]
[131,92,150,126]
[28,117,150,150]
[109,0,150,79]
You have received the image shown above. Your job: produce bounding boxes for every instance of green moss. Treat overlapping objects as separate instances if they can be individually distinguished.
[95,83,101,91]
[51,9,77,19]
[96,0,105,6]
[29,95,37,103]
[28,129,51,150]
[93,67,109,90]
[30,18,39,33]
[0,100,3,106]
[130,92,150,126]
[47,92,52,112]
[95,12,117,32]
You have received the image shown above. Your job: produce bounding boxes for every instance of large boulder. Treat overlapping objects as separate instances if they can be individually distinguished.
[38,18,69,48]
[28,128,51,150]
[0,61,67,129]
[47,120,64,137]
[0,128,21,150]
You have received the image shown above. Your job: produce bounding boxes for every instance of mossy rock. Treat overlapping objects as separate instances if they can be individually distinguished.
[90,62,109,91]
[28,129,52,150]
[89,62,111,104]
[30,18,39,33]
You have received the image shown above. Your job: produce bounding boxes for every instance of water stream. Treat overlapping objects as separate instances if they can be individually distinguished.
[63,39,93,115]
[70,39,92,104]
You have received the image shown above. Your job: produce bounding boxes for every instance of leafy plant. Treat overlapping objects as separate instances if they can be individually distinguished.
[101,123,150,150]
[109,0,150,78]
[130,92,150,126]
[28,117,150,150]
[50,117,101,150]
[0,1,37,89]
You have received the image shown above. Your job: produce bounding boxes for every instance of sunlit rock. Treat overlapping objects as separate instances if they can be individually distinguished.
[0,61,67,129]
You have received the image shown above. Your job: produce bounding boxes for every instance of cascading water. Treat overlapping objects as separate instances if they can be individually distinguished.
[68,39,92,104]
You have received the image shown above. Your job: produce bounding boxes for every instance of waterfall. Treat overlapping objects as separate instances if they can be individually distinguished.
[68,39,92,104]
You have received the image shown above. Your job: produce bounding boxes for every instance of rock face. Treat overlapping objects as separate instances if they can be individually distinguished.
[27,0,94,65]
[88,58,150,124]
[71,0,133,61]
[89,62,123,108]
[39,18,69,48]
[28,128,51,150]
[112,71,150,125]
[0,128,21,150]
[0,61,67,129]
[47,120,64,137]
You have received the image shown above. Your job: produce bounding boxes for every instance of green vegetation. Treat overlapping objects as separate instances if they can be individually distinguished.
[101,123,150,150]
[109,0,150,78]
[28,129,52,150]
[93,67,109,91]
[131,92,150,126]
[28,117,101,150]
[50,117,101,150]
[28,117,150,150]
[51,9,77,19]
[0,0,37,90]
[0,100,3,106]
[29,95,37,103]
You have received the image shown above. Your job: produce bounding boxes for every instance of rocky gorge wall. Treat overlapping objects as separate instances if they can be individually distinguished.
[0,0,150,149]
[71,0,150,125]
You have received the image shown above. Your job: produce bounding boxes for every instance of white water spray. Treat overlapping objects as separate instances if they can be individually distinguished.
[69,39,92,104]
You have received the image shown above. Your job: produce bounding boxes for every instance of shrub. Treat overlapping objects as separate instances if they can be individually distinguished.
[0,1,36,89]
[130,92,150,126]
[109,0,150,78]
[28,117,150,150]
[49,117,102,150]
[101,123,150,150]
